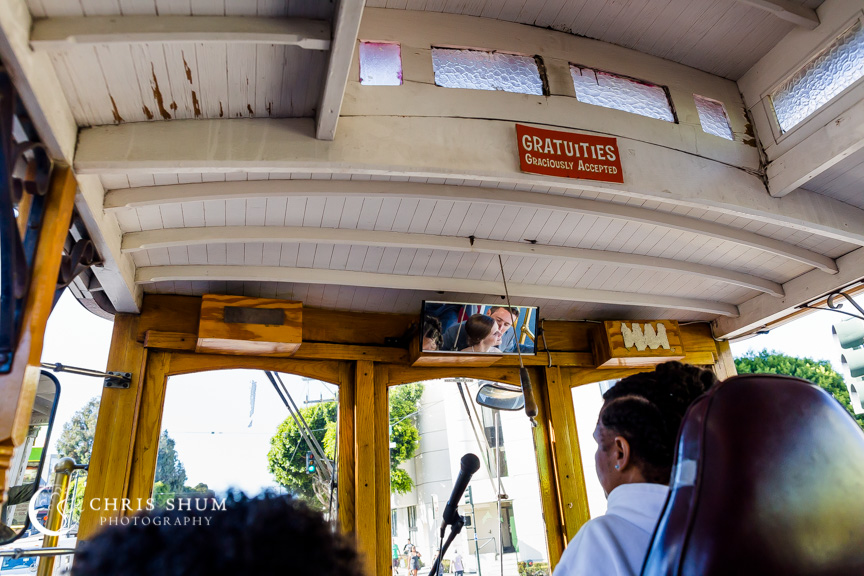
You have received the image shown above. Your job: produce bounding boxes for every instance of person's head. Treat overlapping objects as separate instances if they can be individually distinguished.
[71,493,363,576]
[487,307,519,338]
[423,316,442,351]
[464,314,499,348]
[593,361,717,496]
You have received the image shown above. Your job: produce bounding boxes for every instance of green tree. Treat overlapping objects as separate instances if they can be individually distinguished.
[267,401,338,510]
[56,397,100,465]
[388,383,424,493]
[267,383,424,507]
[735,349,864,429]
[152,429,189,504]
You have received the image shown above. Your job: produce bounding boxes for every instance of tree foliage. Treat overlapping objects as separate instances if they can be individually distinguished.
[267,383,424,507]
[735,349,864,429]
[152,429,197,505]
[56,397,100,465]
[267,401,338,510]
[388,383,424,493]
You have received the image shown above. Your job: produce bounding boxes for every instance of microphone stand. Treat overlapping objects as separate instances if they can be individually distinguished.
[428,516,465,576]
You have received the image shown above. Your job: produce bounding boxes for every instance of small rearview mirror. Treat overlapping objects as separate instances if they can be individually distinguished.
[0,371,60,545]
[475,382,525,411]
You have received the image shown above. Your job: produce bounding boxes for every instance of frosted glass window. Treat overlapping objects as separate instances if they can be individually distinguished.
[570,65,674,122]
[431,48,544,95]
[694,95,733,140]
[771,20,864,133]
[359,42,402,86]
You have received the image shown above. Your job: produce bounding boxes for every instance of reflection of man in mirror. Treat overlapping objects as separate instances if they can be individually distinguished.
[442,307,520,352]
[0,483,39,541]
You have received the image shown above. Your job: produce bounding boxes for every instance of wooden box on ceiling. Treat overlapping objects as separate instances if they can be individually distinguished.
[197,294,302,356]
[592,320,685,368]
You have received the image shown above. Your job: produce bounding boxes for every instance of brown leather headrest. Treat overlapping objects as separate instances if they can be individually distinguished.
[642,373,864,576]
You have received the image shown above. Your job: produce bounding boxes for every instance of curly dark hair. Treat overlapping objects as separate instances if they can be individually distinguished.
[423,315,443,350]
[71,492,364,576]
[600,361,717,484]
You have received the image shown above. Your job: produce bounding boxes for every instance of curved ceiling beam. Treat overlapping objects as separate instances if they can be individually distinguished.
[77,117,864,249]
[30,16,331,51]
[136,265,741,317]
[122,226,785,297]
[104,179,838,274]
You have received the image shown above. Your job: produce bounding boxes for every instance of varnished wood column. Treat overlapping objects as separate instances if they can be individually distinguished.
[712,339,738,380]
[0,166,75,505]
[78,314,147,540]
[544,367,591,543]
[529,367,566,569]
[338,362,356,536]
[354,360,378,575]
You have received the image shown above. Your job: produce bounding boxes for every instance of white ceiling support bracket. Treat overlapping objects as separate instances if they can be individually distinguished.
[736,0,820,29]
[768,97,864,197]
[0,0,76,161]
[0,0,140,313]
[135,265,741,317]
[102,179,839,274]
[120,225,786,297]
[31,16,332,51]
[714,245,864,339]
[316,0,365,140]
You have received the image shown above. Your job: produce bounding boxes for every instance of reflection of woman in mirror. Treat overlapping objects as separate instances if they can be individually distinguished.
[422,316,443,351]
[460,314,502,353]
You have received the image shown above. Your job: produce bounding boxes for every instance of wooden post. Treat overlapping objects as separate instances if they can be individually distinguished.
[374,364,391,576]
[77,314,147,540]
[712,339,738,381]
[530,367,566,569]
[0,166,75,505]
[338,361,356,536]
[126,351,172,506]
[354,360,378,576]
[544,367,591,543]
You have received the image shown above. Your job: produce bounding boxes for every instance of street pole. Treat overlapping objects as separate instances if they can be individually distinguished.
[468,487,481,576]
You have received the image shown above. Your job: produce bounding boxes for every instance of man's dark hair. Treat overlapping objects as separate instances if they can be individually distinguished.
[488,306,520,318]
[72,493,364,576]
[600,361,717,484]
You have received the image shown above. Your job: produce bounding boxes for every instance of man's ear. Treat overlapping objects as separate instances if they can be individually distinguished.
[614,435,632,469]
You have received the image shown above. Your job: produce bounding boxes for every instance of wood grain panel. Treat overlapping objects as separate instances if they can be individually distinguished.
[544,366,590,543]
[354,360,377,576]
[0,168,76,509]
[337,362,355,535]
[78,314,147,539]
[126,350,171,506]
[166,352,342,383]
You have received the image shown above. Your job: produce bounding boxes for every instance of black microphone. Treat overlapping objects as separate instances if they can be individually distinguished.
[440,453,481,532]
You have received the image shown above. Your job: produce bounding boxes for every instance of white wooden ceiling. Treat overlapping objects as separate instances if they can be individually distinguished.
[9,0,863,331]
[802,146,864,210]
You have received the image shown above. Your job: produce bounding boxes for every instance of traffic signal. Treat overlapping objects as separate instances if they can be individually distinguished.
[463,485,473,506]
[306,452,316,474]
[833,317,864,414]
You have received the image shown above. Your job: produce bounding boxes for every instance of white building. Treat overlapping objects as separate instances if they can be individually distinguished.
[391,380,549,575]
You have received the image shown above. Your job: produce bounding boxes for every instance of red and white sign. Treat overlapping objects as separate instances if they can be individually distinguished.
[516,124,624,184]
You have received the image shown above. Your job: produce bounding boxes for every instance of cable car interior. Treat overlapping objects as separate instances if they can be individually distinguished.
[2,0,864,573]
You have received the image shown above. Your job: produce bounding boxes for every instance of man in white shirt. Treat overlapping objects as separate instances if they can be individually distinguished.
[553,362,715,576]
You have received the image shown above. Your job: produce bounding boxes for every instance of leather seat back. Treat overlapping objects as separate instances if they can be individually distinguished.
[642,373,864,576]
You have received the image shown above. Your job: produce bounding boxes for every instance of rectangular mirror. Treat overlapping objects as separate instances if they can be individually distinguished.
[422,302,538,354]
[0,371,60,545]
